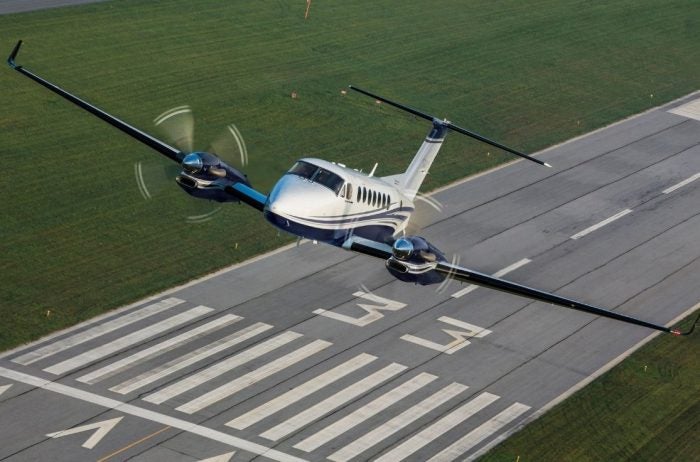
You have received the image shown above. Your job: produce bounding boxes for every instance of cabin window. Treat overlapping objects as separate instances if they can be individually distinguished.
[356,186,361,202]
[372,190,377,207]
[362,187,367,203]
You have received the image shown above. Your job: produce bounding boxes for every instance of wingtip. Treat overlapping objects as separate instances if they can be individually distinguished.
[544,162,553,168]
[670,312,700,336]
[7,40,22,68]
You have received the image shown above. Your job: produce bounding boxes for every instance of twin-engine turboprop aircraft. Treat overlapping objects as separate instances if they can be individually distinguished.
[8,41,697,336]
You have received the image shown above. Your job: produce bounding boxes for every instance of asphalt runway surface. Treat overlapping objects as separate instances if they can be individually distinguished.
[1,92,700,461]
[0,0,108,15]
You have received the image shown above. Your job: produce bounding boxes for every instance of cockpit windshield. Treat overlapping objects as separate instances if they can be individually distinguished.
[287,160,317,179]
[287,160,345,195]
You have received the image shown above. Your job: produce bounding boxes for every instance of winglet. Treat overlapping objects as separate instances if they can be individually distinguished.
[670,312,700,336]
[8,40,22,69]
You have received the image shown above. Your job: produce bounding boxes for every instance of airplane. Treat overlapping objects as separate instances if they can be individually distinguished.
[7,40,698,337]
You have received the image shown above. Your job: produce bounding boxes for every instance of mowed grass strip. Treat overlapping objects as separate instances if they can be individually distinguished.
[1,0,699,351]
[479,312,700,462]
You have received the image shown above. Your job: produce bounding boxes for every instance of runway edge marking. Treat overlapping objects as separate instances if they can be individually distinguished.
[468,300,700,461]
[0,366,308,462]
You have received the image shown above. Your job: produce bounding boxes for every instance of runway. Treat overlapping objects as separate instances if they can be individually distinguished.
[1,92,699,461]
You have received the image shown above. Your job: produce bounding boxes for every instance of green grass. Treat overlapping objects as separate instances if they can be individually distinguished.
[479,312,700,461]
[1,0,698,352]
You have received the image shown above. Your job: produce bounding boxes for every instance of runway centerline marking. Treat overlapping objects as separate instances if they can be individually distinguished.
[570,208,633,240]
[451,258,531,298]
[662,172,700,194]
[0,366,308,462]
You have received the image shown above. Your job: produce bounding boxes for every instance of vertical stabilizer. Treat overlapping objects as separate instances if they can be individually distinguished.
[399,120,448,199]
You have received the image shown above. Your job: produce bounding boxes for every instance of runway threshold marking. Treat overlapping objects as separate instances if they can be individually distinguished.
[260,362,407,441]
[45,306,214,375]
[327,382,468,462]
[176,339,332,414]
[662,172,700,194]
[570,208,633,240]
[427,402,530,462]
[111,322,272,395]
[96,425,171,462]
[77,314,242,385]
[0,366,308,462]
[374,392,500,462]
[143,330,302,405]
[12,298,184,366]
[293,372,438,452]
[227,353,377,430]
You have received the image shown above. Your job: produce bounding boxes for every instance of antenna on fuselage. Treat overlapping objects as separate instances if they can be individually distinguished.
[348,85,551,168]
[368,162,378,177]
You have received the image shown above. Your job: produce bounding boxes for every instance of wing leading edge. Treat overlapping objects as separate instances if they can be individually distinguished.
[7,40,268,212]
[345,238,698,336]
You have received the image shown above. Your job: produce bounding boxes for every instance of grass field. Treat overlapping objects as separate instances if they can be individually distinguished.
[479,312,700,461]
[1,1,699,460]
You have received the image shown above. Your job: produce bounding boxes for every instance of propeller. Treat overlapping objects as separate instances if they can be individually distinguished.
[133,105,249,223]
[405,193,444,236]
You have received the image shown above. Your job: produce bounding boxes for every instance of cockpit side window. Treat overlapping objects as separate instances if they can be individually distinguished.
[313,168,344,195]
[287,160,318,179]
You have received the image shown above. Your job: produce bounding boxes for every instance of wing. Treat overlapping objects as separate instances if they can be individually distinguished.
[8,41,183,164]
[343,236,697,336]
[7,40,268,211]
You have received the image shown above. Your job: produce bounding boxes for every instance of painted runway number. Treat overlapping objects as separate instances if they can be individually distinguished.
[313,291,407,326]
[315,292,491,353]
[401,316,492,354]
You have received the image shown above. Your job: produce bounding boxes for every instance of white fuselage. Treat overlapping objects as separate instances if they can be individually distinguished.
[264,158,414,246]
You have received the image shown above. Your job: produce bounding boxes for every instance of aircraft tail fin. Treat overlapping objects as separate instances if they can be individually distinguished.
[396,121,448,199]
[349,85,550,199]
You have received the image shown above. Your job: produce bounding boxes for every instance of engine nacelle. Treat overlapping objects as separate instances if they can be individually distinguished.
[386,236,447,285]
[175,151,250,202]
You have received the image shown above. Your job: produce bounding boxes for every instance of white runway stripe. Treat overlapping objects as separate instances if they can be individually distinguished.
[76,314,241,384]
[111,322,272,395]
[227,353,377,430]
[451,259,531,298]
[327,382,467,462]
[662,172,700,194]
[294,372,437,453]
[176,339,332,414]
[570,209,632,240]
[374,392,500,462]
[261,362,407,441]
[13,298,184,366]
[427,402,530,461]
[143,331,302,405]
[44,305,212,375]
